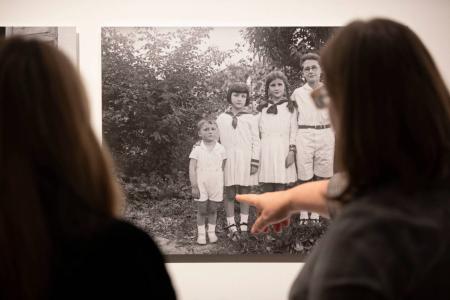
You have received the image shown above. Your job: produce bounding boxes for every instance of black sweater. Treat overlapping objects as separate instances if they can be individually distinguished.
[49,219,176,299]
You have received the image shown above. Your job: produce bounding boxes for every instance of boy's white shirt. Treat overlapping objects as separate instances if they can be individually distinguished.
[189,140,226,172]
[291,82,330,126]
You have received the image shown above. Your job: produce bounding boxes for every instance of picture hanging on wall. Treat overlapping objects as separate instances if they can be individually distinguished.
[102,26,338,262]
[0,27,78,66]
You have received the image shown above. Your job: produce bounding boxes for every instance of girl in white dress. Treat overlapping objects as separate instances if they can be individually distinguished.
[216,83,260,240]
[258,71,298,192]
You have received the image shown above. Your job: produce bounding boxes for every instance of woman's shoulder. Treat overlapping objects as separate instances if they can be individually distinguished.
[342,186,450,219]
[94,219,161,252]
[327,187,450,255]
[100,219,151,238]
[52,218,176,299]
[299,188,450,300]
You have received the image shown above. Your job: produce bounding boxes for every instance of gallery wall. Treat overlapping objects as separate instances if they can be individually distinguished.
[4,27,77,64]
[1,0,449,299]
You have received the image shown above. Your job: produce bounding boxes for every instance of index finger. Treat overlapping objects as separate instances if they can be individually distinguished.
[235,194,261,209]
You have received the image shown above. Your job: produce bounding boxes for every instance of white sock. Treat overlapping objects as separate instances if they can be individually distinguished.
[207,225,218,243]
[198,225,206,235]
[226,217,237,231]
[208,224,216,232]
[240,214,249,223]
[240,214,249,231]
[310,213,319,220]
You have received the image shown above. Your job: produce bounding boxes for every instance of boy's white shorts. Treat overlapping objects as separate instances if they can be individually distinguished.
[296,128,335,181]
[195,171,223,202]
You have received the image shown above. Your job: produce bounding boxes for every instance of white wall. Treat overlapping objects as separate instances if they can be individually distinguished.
[1,0,449,299]
[57,27,78,66]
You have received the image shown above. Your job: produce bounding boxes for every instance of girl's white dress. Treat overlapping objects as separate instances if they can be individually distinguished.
[216,110,260,186]
[258,102,298,184]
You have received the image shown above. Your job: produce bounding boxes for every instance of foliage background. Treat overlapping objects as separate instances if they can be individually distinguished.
[102,27,337,256]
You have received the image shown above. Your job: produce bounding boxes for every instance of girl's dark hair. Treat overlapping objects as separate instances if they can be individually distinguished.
[264,71,297,113]
[227,82,250,106]
[321,18,450,202]
[0,38,123,299]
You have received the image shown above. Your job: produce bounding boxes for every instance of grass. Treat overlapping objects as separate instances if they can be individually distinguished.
[122,176,329,257]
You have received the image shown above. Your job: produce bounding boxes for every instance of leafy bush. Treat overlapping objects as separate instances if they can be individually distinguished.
[102,28,232,179]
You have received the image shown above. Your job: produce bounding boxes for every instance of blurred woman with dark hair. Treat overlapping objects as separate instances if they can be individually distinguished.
[0,38,176,299]
[238,18,450,299]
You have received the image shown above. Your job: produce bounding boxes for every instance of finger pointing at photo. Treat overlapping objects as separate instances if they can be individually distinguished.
[235,192,292,233]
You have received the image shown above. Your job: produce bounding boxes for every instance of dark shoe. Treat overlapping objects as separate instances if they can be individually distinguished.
[239,222,249,239]
[224,224,240,241]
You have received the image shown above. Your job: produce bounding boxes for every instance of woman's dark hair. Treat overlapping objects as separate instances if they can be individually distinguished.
[264,70,297,113]
[321,18,450,201]
[227,82,250,106]
[0,38,123,299]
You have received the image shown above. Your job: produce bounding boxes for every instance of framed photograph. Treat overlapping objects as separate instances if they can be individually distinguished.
[102,26,338,262]
[1,27,78,66]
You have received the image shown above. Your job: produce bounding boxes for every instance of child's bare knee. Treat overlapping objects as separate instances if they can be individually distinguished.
[197,201,208,215]
[224,186,237,201]
[208,201,219,214]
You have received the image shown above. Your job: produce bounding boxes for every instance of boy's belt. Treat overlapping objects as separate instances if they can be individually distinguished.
[298,124,331,129]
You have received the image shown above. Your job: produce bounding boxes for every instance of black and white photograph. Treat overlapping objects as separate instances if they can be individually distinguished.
[0,27,78,66]
[102,26,338,260]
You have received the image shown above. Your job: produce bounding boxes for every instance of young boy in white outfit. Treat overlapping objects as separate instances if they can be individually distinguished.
[291,53,335,223]
[189,119,226,244]
[216,83,260,240]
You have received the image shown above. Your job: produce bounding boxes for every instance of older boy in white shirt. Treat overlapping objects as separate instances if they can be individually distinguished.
[291,53,335,223]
